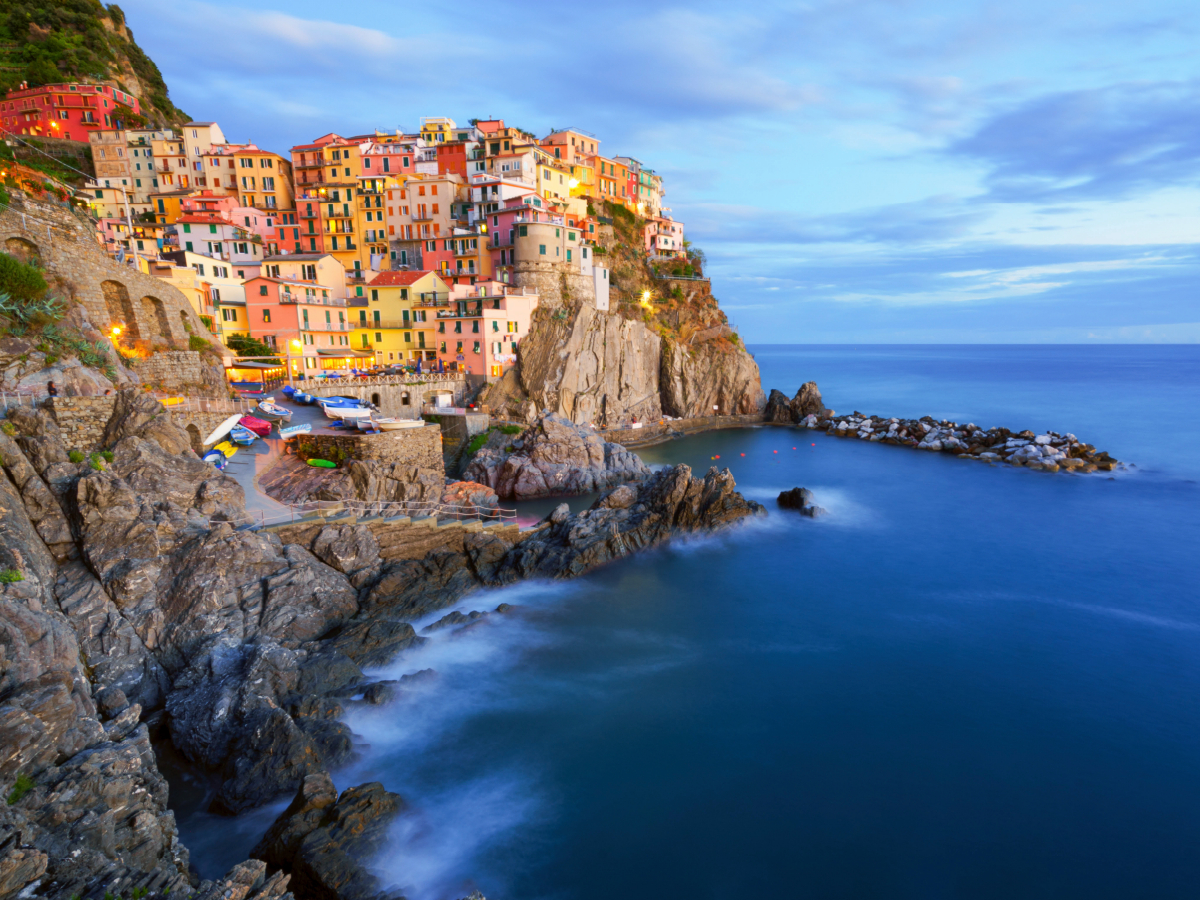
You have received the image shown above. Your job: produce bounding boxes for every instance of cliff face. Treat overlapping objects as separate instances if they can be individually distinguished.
[488,200,766,425]
[517,303,663,424]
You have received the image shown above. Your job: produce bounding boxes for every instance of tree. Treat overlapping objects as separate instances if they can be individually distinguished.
[225,332,279,363]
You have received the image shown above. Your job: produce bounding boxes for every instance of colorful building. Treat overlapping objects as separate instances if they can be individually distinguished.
[347,270,448,365]
[243,275,366,376]
[1,81,139,141]
[424,280,539,379]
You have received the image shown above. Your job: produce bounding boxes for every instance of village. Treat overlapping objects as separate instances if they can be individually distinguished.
[1,80,692,388]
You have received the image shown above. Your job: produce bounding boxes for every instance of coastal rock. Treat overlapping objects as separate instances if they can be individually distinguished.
[763,389,794,424]
[790,381,825,419]
[777,487,825,518]
[463,413,650,500]
[517,304,664,426]
[660,338,766,418]
[253,775,404,900]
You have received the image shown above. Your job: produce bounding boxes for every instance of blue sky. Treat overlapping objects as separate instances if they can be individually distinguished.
[124,0,1200,342]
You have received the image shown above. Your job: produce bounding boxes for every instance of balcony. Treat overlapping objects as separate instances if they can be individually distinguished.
[323,223,355,235]
[299,320,349,332]
[415,291,450,306]
[353,320,414,330]
[279,294,346,306]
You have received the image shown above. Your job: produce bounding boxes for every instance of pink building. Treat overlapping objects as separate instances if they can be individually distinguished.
[243,275,368,376]
[486,195,563,283]
[422,280,539,379]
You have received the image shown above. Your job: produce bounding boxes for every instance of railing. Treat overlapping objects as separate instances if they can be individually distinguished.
[652,273,709,282]
[353,319,414,330]
[299,320,348,332]
[279,295,345,306]
[232,496,518,531]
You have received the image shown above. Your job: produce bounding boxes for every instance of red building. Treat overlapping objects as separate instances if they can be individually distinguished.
[0,81,141,143]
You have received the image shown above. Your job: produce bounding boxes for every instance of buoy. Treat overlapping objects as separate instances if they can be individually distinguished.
[740,453,745,457]
[715,455,720,459]
[773,450,778,454]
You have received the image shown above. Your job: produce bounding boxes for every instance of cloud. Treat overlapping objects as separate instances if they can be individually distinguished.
[682,196,986,246]
[950,80,1200,201]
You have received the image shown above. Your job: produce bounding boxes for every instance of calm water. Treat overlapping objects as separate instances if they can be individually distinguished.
[178,346,1200,900]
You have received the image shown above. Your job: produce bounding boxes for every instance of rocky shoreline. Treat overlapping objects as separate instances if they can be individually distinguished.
[0,389,763,900]
[765,382,1123,473]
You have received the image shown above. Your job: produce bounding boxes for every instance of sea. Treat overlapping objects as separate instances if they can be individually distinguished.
[172,345,1200,900]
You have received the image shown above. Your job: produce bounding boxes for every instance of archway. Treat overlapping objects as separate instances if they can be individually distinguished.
[401,391,411,406]
[142,296,172,339]
[101,280,139,339]
[186,423,202,454]
[4,237,41,266]
[371,392,381,407]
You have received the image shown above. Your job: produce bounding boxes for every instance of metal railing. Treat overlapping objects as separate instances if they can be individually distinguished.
[230,496,518,530]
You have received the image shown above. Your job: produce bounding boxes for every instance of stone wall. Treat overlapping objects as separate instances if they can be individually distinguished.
[0,190,217,349]
[304,378,466,418]
[127,351,225,394]
[44,395,116,451]
[294,423,444,474]
[512,261,588,307]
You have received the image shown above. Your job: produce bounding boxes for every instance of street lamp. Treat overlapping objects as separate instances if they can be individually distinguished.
[285,338,302,389]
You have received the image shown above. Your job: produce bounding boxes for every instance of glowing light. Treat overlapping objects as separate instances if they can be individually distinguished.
[110,326,121,337]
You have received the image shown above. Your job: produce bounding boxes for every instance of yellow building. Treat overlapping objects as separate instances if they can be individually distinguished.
[232,148,294,212]
[349,270,448,365]
[149,188,193,224]
[419,116,456,144]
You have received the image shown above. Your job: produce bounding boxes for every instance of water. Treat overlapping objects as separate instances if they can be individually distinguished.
[177,345,1200,899]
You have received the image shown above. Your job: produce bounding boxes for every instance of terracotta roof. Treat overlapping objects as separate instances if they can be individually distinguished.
[176,214,235,225]
[369,270,435,286]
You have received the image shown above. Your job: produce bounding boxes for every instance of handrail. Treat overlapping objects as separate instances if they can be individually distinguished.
[229,496,519,530]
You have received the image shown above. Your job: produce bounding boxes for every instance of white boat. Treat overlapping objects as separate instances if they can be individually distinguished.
[278,423,313,440]
[201,412,243,447]
[377,418,425,431]
[325,405,374,420]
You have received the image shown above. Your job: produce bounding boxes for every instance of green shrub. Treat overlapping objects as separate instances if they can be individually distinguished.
[499,424,522,435]
[101,450,114,462]
[89,454,104,471]
[466,432,489,455]
[6,773,33,805]
[68,450,84,463]
[187,334,210,352]
[1,421,15,437]
[0,568,23,584]
[0,255,47,302]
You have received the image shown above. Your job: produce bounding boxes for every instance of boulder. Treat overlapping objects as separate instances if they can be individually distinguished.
[777,487,814,509]
[463,413,650,500]
[763,389,795,424]
[790,381,825,418]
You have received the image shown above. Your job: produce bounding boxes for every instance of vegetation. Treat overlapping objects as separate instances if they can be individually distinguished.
[6,772,34,804]
[224,332,279,364]
[100,449,113,462]
[68,449,84,462]
[0,253,47,302]
[0,421,15,437]
[498,424,522,435]
[0,1,188,125]
[187,334,210,352]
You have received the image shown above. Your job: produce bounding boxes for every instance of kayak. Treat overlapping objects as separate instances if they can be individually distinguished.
[202,412,243,447]
[230,425,257,446]
[213,441,238,458]
[279,423,313,440]
[238,415,272,438]
[307,458,337,468]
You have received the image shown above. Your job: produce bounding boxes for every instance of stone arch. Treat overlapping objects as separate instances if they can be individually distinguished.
[186,423,202,455]
[142,295,172,339]
[401,390,411,406]
[101,280,139,339]
[371,392,381,407]
[4,237,41,266]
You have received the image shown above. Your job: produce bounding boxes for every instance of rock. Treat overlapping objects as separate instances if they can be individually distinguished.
[253,777,404,900]
[777,487,814,509]
[102,389,192,454]
[799,505,828,518]
[440,480,500,516]
[763,389,794,424]
[311,524,380,576]
[463,413,650,500]
[661,338,766,418]
[790,381,825,419]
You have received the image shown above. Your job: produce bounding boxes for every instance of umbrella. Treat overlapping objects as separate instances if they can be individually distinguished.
[415,359,422,374]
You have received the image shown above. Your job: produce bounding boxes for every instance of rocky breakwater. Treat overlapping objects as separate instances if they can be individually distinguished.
[463,413,650,500]
[0,383,764,900]
[765,382,1121,472]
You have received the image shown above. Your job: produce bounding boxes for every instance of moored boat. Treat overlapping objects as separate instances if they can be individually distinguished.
[279,423,313,440]
[230,425,257,446]
[256,401,293,422]
[238,415,272,438]
[201,449,228,470]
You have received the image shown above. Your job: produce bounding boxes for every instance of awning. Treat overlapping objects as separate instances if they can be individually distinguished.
[315,349,374,358]
[226,360,279,370]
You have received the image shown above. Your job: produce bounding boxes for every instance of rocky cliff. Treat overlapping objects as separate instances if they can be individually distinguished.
[484,201,765,425]
[0,386,764,900]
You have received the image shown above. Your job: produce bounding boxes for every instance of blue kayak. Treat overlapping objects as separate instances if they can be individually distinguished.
[202,449,228,470]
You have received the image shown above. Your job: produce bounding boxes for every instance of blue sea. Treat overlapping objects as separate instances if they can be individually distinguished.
[177,345,1200,900]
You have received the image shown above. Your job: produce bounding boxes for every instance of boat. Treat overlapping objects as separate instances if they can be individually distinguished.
[202,449,228,470]
[230,425,257,446]
[377,418,426,431]
[281,385,296,397]
[202,412,243,447]
[279,423,312,440]
[256,401,293,422]
[307,458,337,468]
[315,395,364,408]
[238,415,273,438]
[213,441,238,459]
[325,405,374,421]
[294,392,314,405]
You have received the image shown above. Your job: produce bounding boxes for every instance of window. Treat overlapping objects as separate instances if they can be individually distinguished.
[438,322,445,333]
[259,285,268,296]
[454,321,462,333]
[539,245,546,255]
[456,341,463,353]
[492,320,499,332]
[519,225,528,237]
[404,332,412,343]
[375,332,382,342]
[183,224,191,233]
[262,310,271,322]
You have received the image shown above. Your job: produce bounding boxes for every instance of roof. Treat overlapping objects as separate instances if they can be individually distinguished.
[185,121,217,127]
[262,252,335,262]
[316,348,373,358]
[244,275,329,289]
[176,214,236,226]
[369,270,434,286]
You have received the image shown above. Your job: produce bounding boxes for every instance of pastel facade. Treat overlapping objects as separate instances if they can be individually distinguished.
[1,82,139,141]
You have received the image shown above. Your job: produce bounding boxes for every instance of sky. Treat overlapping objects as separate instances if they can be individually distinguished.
[123,0,1200,343]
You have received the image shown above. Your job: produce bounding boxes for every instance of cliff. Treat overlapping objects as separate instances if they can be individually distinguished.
[0,1,187,126]
[485,200,765,424]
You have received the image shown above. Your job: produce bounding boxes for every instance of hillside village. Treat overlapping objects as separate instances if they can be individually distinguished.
[3,79,704,391]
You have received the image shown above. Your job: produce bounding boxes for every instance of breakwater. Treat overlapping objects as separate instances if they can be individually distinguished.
[794,411,1120,472]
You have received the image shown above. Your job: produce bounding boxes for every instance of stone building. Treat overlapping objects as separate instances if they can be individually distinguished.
[0,189,215,348]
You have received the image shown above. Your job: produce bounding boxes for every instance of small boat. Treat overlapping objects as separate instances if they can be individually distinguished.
[230,425,257,446]
[279,423,312,440]
[281,385,296,397]
[377,418,426,431]
[307,458,337,468]
[202,412,243,447]
[238,415,272,438]
[202,449,228,470]
[325,405,374,421]
[315,395,364,408]
[213,441,238,459]
[294,392,314,405]
[256,401,293,422]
